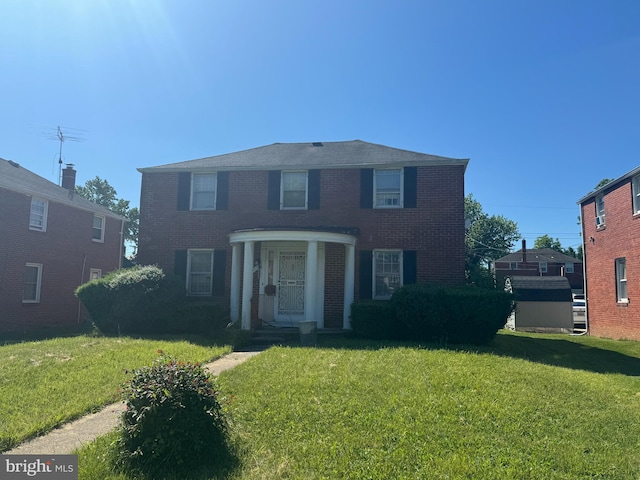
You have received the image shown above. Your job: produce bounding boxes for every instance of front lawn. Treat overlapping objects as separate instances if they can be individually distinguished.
[0,335,230,451]
[77,331,640,479]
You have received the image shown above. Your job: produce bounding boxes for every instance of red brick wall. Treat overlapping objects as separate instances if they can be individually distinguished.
[581,178,640,340]
[0,188,123,332]
[138,165,467,323]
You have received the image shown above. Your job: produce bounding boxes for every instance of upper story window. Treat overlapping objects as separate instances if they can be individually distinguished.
[565,262,574,274]
[595,194,605,227]
[539,261,548,274]
[29,198,48,231]
[615,257,627,303]
[509,262,518,270]
[187,249,214,296]
[373,250,402,299]
[374,169,403,208]
[191,173,217,210]
[281,171,308,209]
[633,175,640,215]
[23,263,42,303]
[92,214,105,242]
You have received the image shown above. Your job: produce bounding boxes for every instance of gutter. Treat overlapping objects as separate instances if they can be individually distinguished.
[572,205,589,336]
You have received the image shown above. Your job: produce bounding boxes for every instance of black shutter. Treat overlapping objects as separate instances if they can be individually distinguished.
[212,249,227,296]
[308,169,320,209]
[360,169,374,209]
[359,250,373,299]
[404,167,417,208]
[216,171,229,210]
[174,250,188,284]
[267,170,281,210]
[403,250,417,285]
[177,173,191,211]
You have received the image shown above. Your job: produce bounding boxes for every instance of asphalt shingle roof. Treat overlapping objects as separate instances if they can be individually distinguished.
[0,158,124,219]
[137,140,469,173]
[496,248,581,264]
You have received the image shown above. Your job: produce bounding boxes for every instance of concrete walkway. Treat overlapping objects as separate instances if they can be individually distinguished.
[5,349,264,455]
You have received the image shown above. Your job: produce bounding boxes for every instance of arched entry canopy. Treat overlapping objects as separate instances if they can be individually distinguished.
[228,228,358,331]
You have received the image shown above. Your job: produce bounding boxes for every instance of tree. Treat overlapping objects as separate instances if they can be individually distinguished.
[533,234,563,251]
[75,177,139,257]
[465,194,520,287]
[594,178,614,190]
[533,234,582,259]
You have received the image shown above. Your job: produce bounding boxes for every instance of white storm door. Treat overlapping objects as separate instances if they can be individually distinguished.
[275,251,306,322]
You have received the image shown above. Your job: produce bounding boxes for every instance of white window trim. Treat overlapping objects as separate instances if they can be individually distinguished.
[632,175,640,215]
[23,263,42,303]
[616,257,628,303]
[372,249,403,300]
[89,268,102,281]
[190,173,217,211]
[187,249,215,296]
[595,194,605,227]
[374,168,404,209]
[29,197,48,232]
[92,214,105,243]
[280,171,308,210]
[539,261,548,274]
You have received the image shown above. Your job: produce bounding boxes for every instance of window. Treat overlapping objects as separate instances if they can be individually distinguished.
[595,194,605,227]
[373,250,402,299]
[92,215,105,242]
[633,175,640,214]
[191,173,217,210]
[29,198,48,231]
[281,171,307,209]
[509,262,518,270]
[616,257,628,303]
[187,250,214,296]
[539,262,548,274]
[374,169,403,208]
[23,263,42,303]
[89,268,102,281]
[565,263,574,274]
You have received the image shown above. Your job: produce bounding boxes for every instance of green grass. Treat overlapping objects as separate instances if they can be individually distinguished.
[0,335,230,452]
[76,331,640,479]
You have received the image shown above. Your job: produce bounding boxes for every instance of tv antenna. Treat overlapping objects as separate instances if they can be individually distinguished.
[41,126,87,185]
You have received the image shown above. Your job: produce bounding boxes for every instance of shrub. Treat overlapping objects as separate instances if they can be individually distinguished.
[75,265,187,335]
[350,301,399,339]
[392,283,515,345]
[118,353,228,475]
[173,302,231,335]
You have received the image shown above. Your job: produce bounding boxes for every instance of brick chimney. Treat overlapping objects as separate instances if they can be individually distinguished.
[522,239,527,263]
[62,164,76,190]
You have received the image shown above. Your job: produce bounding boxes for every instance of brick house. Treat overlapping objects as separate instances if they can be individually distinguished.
[578,166,640,340]
[494,240,584,293]
[137,140,468,330]
[0,159,125,333]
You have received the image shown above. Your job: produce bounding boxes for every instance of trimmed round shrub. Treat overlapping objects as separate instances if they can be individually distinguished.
[75,265,187,334]
[118,353,228,474]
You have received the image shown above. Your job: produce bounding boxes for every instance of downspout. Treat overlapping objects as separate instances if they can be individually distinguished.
[77,254,87,324]
[119,218,125,269]
[572,204,589,336]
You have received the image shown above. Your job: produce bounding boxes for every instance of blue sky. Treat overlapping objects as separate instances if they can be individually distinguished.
[2,0,639,253]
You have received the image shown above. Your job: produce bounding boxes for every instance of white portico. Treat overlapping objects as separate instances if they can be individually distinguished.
[228,229,356,331]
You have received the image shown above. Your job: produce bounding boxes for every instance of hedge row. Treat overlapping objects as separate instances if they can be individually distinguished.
[351,283,515,345]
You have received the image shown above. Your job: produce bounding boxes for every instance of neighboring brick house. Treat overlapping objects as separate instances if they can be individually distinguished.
[137,140,469,331]
[578,166,640,340]
[494,240,584,293]
[0,159,125,333]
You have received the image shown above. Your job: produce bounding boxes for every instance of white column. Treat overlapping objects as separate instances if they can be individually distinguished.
[241,241,254,330]
[343,243,355,329]
[305,240,318,323]
[230,243,242,323]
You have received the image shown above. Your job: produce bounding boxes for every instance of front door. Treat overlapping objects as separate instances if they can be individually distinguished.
[275,250,306,323]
